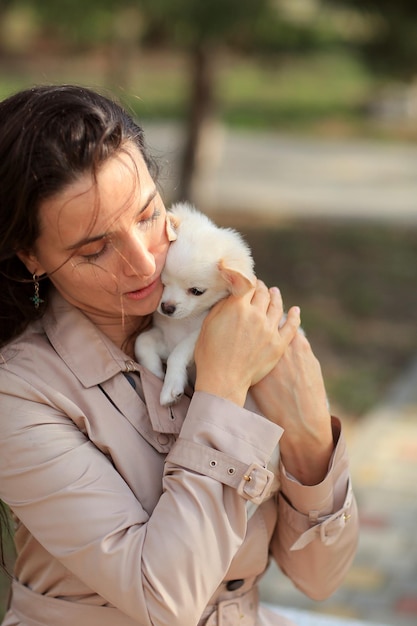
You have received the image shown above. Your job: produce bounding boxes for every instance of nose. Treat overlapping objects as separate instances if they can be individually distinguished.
[161,302,176,316]
[122,232,156,278]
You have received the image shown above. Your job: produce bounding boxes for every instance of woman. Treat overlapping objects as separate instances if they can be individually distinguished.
[0,85,358,626]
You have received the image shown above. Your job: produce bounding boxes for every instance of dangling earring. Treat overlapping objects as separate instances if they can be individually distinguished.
[30,274,44,309]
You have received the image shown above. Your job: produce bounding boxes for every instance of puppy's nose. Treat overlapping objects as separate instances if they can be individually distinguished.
[161,302,176,316]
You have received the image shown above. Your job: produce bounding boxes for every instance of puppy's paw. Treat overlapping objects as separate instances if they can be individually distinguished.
[160,381,185,407]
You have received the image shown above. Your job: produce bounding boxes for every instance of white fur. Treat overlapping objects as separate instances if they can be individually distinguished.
[135,203,256,406]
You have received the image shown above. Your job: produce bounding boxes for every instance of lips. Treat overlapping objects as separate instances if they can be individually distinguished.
[124,278,160,300]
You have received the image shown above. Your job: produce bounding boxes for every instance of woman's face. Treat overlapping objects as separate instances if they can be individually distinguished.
[20,144,170,340]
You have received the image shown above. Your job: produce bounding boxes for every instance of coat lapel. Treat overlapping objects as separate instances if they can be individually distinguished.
[43,290,190,454]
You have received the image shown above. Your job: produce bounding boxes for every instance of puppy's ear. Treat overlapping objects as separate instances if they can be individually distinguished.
[218,259,256,297]
[165,213,180,242]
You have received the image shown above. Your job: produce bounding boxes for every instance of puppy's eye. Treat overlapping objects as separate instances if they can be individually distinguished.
[188,287,206,296]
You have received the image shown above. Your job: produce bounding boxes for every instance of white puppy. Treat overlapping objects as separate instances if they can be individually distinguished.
[135,203,256,406]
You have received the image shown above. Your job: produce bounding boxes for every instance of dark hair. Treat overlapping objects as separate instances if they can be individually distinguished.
[0,85,157,348]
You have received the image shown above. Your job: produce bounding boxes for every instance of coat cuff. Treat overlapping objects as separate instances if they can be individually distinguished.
[166,391,283,504]
[287,478,355,550]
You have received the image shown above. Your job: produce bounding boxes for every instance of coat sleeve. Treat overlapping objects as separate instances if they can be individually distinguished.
[270,417,359,601]
[0,371,282,626]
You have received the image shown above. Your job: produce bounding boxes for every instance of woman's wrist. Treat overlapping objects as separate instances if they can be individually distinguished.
[194,374,248,407]
[280,424,335,485]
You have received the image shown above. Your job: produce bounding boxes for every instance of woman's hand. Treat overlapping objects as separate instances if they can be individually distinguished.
[250,330,334,485]
[194,282,300,407]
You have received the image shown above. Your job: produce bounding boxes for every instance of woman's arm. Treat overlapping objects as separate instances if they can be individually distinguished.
[250,331,334,484]
[250,331,359,599]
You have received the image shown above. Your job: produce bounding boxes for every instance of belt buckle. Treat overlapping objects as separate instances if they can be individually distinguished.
[218,598,242,626]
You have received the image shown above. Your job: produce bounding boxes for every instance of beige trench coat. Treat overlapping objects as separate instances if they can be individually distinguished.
[0,290,358,626]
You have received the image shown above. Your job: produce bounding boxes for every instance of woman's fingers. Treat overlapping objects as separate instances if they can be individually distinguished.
[261,284,301,343]
[267,285,283,310]
[251,281,280,308]
[279,305,301,343]
[195,278,302,405]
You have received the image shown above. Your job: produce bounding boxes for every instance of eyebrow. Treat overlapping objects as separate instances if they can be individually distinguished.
[65,188,158,251]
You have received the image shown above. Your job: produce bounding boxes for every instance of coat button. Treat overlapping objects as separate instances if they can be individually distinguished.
[226,579,244,591]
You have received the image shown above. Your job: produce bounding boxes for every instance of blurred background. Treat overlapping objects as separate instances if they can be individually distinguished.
[0,0,416,624]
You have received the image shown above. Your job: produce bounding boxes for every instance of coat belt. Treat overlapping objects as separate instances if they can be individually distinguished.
[8,578,260,626]
[201,586,259,626]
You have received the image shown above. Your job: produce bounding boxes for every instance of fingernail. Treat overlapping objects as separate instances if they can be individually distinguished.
[270,286,280,295]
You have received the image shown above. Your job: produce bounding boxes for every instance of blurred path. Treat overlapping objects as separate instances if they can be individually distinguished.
[145,123,417,223]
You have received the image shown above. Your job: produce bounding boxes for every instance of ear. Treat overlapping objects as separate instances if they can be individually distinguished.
[165,212,179,242]
[16,250,45,276]
[218,259,256,297]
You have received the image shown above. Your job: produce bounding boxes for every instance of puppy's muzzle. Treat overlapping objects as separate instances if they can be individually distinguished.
[161,302,176,316]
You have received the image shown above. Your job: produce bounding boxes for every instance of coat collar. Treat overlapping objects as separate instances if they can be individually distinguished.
[41,290,189,439]
[42,289,139,388]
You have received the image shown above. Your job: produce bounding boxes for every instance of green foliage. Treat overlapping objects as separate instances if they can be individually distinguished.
[138,0,341,57]
[7,0,140,46]
[139,0,271,48]
[324,0,417,78]
[3,0,417,79]
[3,0,345,56]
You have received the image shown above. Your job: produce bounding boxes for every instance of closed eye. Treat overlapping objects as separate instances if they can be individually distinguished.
[188,287,206,296]
[79,239,110,262]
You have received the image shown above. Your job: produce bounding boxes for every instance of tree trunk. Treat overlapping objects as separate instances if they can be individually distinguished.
[177,42,217,203]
